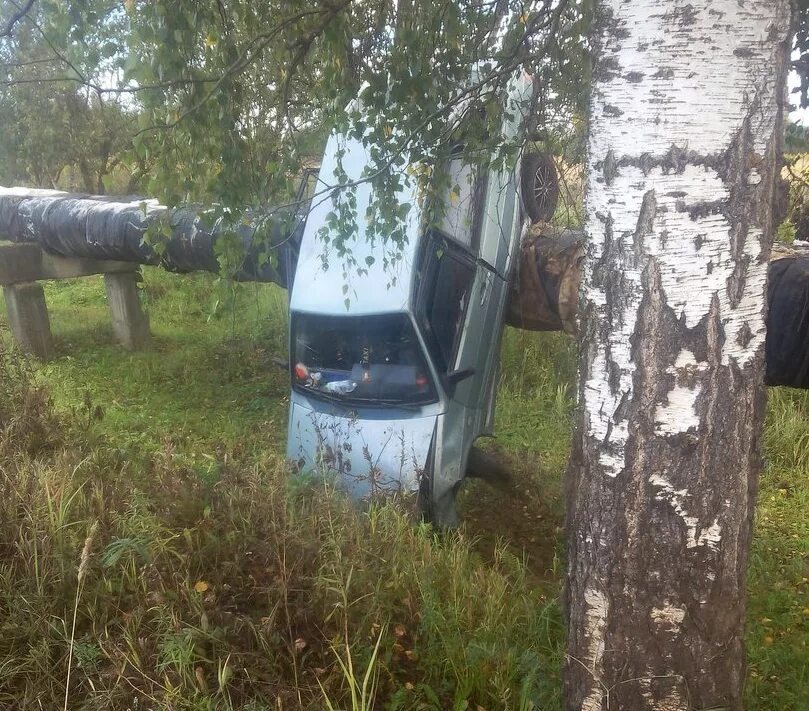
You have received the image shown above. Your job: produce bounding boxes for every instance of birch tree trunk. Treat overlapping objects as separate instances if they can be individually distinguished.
[565,2,791,710]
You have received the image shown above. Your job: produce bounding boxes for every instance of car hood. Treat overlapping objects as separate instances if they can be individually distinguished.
[287,400,437,500]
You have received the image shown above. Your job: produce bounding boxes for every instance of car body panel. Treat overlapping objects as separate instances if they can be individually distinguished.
[287,395,439,499]
[452,266,507,410]
[290,135,421,317]
[478,168,522,278]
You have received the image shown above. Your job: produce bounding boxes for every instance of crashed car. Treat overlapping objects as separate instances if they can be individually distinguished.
[286,74,556,526]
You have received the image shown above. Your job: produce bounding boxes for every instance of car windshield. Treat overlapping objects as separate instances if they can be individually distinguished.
[292,313,438,406]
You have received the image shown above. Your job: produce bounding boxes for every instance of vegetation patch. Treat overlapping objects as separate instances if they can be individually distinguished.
[1,269,807,708]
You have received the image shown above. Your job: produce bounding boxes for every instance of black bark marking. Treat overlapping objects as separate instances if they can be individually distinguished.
[736,322,753,349]
[612,27,630,40]
[634,190,657,265]
[721,111,759,309]
[594,143,725,178]
[653,67,675,79]
[625,71,645,83]
[727,255,751,309]
[595,56,622,83]
[602,150,618,185]
[638,152,655,176]
[603,104,624,117]
[661,143,690,174]
[608,358,622,396]
[613,389,631,421]
[668,4,698,27]
[685,198,729,220]
[599,211,614,256]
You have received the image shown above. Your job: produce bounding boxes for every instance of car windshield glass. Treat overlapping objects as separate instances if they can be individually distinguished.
[292,313,438,406]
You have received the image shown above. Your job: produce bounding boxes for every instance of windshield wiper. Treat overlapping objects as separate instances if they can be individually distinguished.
[345,397,423,411]
[294,385,345,407]
[295,385,429,411]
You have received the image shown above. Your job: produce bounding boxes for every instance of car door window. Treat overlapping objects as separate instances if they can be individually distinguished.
[438,157,478,250]
[417,235,476,373]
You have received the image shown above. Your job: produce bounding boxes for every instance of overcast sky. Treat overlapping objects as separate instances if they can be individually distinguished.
[789,65,809,125]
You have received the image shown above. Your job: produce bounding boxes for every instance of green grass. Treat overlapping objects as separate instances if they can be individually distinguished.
[1,267,808,708]
[6,269,292,460]
[746,387,809,709]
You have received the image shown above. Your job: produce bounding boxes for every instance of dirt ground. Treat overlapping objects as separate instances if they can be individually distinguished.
[458,444,565,585]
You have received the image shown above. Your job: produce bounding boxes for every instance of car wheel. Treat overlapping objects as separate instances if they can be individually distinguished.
[521,152,560,224]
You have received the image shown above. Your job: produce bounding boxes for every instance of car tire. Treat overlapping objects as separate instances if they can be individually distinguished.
[521,152,560,224]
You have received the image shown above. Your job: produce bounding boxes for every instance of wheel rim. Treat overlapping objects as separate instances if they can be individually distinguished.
[533,164,553,210]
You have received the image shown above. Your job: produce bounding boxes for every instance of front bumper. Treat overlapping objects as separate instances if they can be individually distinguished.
[287,397,439,500]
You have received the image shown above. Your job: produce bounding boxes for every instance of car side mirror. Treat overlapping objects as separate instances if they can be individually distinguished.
[447,368,475,385]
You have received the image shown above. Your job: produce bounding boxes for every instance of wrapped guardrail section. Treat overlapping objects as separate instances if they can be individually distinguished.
[0,187,302,287]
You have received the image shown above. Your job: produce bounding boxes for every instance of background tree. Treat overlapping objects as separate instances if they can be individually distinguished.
[565,1,791,709]
[0,0,136,192]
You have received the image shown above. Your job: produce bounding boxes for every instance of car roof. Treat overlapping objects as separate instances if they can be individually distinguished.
[290,133,422,316]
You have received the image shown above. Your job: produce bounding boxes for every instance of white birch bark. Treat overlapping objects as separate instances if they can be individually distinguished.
[566,2,792,709]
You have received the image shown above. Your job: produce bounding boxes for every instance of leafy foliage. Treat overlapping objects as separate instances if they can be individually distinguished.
[2,1,590,260]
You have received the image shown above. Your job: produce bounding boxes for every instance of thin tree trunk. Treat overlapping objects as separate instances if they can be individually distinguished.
[78,158,96,195]
[565,2,791,710]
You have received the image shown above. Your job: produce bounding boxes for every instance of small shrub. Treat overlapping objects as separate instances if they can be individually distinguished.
[0,338,62,454]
